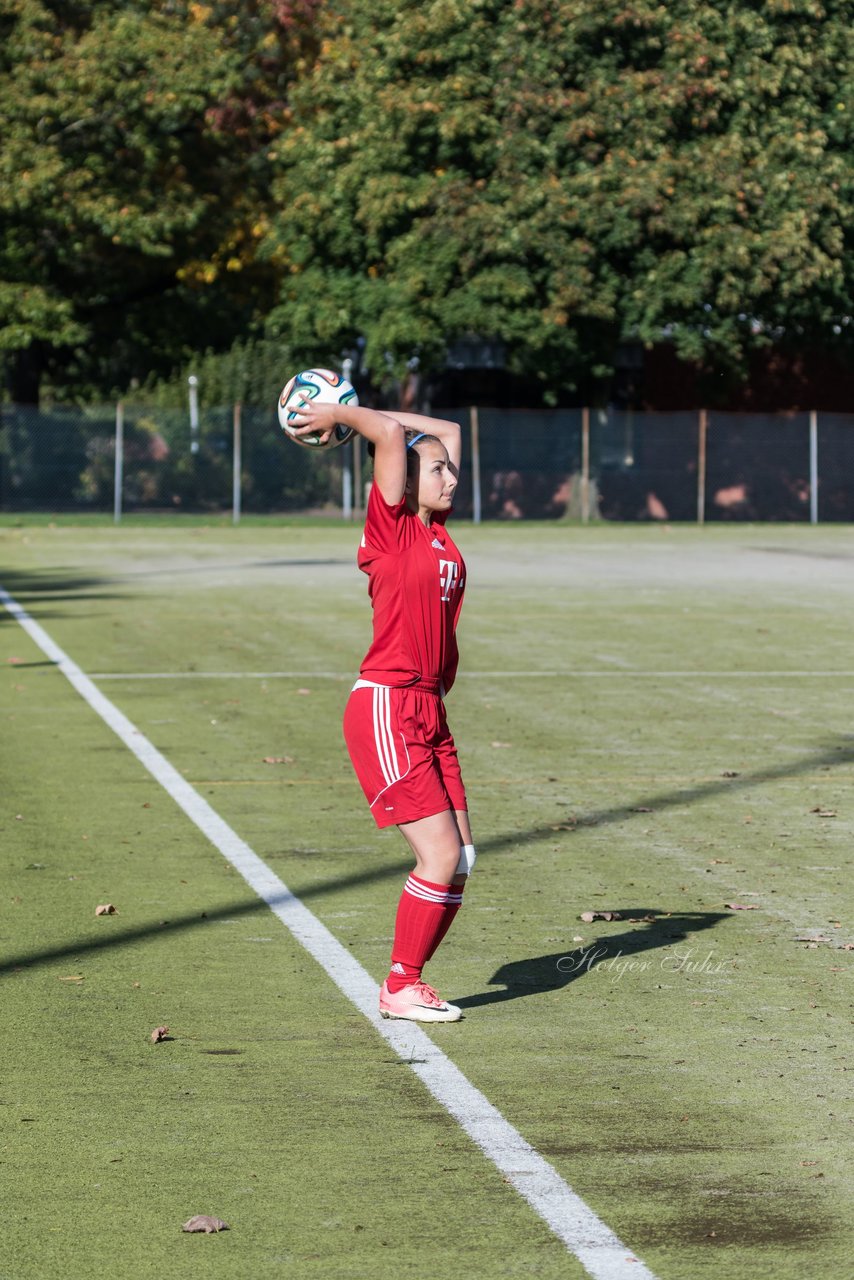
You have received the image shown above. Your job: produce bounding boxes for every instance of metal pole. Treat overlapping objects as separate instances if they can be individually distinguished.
[341,357,354,519]
[353,434,362,516]
[113,401,124,524]
[470,406,482,524]
[581,407,590,524]
[698,408,708,526]
[342,459,353,520]
[232,402,242,526]
[188,375,199,454]
[809,410,818,525]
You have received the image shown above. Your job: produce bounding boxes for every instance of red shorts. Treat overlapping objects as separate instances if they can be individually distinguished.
[343,681,467,828]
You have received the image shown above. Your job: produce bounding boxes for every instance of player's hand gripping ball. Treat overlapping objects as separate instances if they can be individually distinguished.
[278,368,358,448]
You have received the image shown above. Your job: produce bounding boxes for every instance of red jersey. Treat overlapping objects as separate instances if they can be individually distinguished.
[356,485,466,692]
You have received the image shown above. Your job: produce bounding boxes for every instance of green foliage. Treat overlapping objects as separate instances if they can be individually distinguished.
[131,335,295,412]
[0,0,317,401]
[264,0,854,392]
[2,0,852,402]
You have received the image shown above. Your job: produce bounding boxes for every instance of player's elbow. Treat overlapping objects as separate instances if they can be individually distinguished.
[381,416,406,444]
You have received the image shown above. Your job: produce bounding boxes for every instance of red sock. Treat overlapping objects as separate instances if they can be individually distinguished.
[425,879,465,964]
[386,875,462,993]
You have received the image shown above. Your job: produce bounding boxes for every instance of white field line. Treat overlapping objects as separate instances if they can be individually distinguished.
[1,582,657,1280]
[85,669,854,680]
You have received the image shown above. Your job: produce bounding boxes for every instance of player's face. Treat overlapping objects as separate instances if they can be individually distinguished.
[411,442,457,515]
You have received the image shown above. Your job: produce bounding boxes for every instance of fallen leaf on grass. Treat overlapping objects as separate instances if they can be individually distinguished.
[151,1026,170,1043]
[794,935,832,944]
[721,770,740,778]
[182,1216,229,1234]
[631,806,653,813]
[548,823,576,831]
[839,943,854,951]
[262,756,294,765]
[490,740,511,748]
[59,975,84,983]
[810,808,837,818]
[724,903,759,911]
[580,910,622,923]
[95,903,118,916]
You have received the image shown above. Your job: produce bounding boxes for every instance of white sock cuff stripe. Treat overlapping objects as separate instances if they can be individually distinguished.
[404,876,456,905]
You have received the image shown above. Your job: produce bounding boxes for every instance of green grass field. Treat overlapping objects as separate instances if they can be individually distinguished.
[2,518,852,1279]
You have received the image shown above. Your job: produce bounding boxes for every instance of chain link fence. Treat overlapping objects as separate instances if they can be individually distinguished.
[2,401,853,521]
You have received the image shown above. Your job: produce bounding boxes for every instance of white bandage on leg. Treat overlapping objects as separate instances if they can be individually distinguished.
[456,843,477,876]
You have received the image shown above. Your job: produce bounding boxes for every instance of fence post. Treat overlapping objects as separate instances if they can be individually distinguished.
[697,408,707,525]
[470,406,482,524]
[809,410,818,525]
[342,455,353,520]
[232,402,242,525]
[581,407,590,524]
[353,434,362,517]
[113,401,124,524]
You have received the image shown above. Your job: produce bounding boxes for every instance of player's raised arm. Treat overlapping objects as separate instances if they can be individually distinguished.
[379,412,462,475]
[290,401,407,504]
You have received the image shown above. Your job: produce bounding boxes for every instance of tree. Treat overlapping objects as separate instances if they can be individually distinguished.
[264,0,854,400]
[0,0,317,402]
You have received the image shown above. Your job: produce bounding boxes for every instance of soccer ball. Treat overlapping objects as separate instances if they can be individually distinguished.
[277,368,358,448]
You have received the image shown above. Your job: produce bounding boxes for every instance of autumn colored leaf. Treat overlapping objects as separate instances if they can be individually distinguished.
[151,1026,171,1043]
[182,1216,229,1233]
[95,903,118,916]
[724,903,759,911]
[580,910,622,923]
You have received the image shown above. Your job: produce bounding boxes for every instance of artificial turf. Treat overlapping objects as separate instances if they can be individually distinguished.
[2,519,852,1279]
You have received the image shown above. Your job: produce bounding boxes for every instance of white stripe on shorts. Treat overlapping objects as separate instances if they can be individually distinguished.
[372,686,399,788]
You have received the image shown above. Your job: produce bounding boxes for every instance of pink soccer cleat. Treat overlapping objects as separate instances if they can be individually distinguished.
[379,979,462,1023]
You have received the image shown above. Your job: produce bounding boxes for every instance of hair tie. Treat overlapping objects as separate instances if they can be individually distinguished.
[406,432,427,449]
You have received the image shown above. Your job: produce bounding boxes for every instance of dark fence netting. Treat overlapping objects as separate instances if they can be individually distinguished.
[0,404,117,510]
[595,410,699,521]
[467,408,582,520]
[0,402,348,514]
[705,412,811,522]
[2,402,854,521]
[816,414,854,522]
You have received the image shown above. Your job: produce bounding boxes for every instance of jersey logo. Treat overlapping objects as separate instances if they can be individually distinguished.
[439,559,460,602]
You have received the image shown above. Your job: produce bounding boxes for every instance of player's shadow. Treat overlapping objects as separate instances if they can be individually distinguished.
[0,569,128,623]
[454,909,730,1009]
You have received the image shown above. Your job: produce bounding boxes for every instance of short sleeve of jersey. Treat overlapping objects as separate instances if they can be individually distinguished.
[362,483,411,556]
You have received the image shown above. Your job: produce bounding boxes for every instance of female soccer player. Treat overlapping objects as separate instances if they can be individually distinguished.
[291,399,475,1023]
